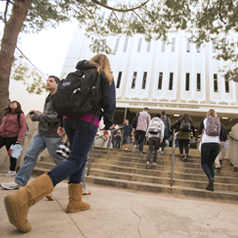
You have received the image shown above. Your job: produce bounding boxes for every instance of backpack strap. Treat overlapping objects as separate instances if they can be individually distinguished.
[17,112,21,127]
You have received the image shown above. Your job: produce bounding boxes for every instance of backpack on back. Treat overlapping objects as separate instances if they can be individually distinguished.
[179,120,191,131]
[52,69,102,117]
[148,118,162,135]
[205,116,220,136]
[131,113,140,129]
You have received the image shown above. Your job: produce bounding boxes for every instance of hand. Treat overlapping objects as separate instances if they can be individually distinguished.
[57,127,65,137]
[103,130,111,139]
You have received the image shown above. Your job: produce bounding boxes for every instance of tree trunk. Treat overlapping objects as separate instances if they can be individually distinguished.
[0,0,32,123]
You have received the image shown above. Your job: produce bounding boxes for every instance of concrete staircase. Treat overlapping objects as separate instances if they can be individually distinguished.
[33,146,238,201]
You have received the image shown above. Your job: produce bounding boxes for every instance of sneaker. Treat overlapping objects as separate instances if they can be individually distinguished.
[132,145,137,152]
[139,151,143,155]
[152,162,157,166]
[0,181,22,190]
[125,148,128,151]
[4,170,16,176]
[146,161,149,169]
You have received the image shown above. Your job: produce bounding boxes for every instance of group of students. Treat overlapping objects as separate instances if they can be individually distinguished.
[120,108,227,192]
[0,53,228,233]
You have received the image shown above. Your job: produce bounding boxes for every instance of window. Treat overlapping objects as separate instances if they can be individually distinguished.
[137,38,142,52]
[158,72,163,89]
[169,73,173,90]
[185,73,190,91]
[114,38,120,52]
[214,74,218,92]
[171,38,176,52]
[116,72,122,88]
[141,72,147,89]
[123,38,129,52]
[197,73,201,91]
[146,41,151,52]
[131,72,137,89]
[161,40,166,52]
[212,42,216,53]
[186,38,190,52]
[225,78,229,93]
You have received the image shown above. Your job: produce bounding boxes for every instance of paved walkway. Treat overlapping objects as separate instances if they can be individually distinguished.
[0,173,238,238]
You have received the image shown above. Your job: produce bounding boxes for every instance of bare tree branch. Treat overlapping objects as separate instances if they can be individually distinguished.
[77,0,94,16]
[4,0,10,23]
[112,10,119,22]
[132,9,144,23]
[218,0,226,24]
[91,0,150,12]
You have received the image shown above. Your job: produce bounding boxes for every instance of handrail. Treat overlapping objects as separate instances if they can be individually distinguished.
[87,126,124,176]
[228,134,238,143]
[170,129,176,187]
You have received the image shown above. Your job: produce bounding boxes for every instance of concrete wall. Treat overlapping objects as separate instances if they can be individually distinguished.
[0,112,49,173]
[228,123,238,168]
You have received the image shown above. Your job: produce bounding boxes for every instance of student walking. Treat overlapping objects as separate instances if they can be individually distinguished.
[132,107,151,154]
[173,113,195,161]
[198,109,227,191]
[0,101,27,176]
[0,76,66,190]
[145,113,164,169]
[3,54,116,233]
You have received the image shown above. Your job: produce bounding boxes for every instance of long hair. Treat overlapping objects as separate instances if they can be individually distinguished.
[206,109,217,118]
[2,101,24,115]
[90,54,114,84]
[178,113,193,124]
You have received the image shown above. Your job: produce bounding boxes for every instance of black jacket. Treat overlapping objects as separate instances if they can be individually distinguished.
[198,118,227,142]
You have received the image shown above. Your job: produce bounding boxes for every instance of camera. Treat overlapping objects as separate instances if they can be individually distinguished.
[29,111,35,115]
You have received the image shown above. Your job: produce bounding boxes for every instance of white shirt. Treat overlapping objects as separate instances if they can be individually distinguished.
[201,118,220,144]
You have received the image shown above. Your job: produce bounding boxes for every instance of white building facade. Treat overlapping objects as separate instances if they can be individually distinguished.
[61,27,238,131]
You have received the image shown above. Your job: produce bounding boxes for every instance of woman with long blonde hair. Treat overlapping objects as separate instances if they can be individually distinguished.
[198,109,227,191]
[4,54,116,232]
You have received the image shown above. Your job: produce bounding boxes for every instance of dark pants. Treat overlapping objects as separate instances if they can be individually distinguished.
[134,130,146,152]
[178,139,190,155]
[146,137,160,163]
[115,136,121,148]
[48,119,97,186]
[201,143,220,180]
[0,136,18,171]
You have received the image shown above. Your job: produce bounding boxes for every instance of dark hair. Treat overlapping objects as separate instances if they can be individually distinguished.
[144,107,149,111]
[178,114,193,124]
[162,111,165,115]
[3,101,24,115]
[48,75,60,84]
[156,113,161,118]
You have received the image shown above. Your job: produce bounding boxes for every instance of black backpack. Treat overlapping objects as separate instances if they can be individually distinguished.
[179,120,191,131]
[52,68,102,117]
[131,113,140,129]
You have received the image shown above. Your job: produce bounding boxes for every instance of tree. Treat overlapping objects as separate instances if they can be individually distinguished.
[0,0,238,122]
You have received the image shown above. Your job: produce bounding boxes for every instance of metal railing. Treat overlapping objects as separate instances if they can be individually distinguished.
[87,127,124,176]
[228,134,238,143]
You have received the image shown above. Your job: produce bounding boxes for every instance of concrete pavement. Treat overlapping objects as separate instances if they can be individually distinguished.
[0,173,238,238]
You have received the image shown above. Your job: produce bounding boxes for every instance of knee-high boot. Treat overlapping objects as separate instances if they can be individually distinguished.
[4,172,53,233]
[65,183,90,213]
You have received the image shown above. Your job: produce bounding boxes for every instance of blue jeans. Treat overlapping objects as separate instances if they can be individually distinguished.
[15,132,65,185]
[201,143,220,179]
[48,119,97,186]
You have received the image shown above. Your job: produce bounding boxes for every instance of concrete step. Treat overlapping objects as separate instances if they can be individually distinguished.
[85,176,238,201]
[89,169,238,192]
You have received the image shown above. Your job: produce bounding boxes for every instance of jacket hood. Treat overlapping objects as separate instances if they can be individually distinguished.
[75,60,99,70]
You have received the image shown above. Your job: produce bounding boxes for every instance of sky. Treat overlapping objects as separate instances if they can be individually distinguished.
[6,21,76,114]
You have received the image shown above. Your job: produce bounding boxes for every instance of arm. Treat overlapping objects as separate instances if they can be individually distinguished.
[17,114,27,143]
[198,119,204,134]
[32,112,60,123]
[100,75,116,130]
[220,124,227,142]
[160,122,165,142]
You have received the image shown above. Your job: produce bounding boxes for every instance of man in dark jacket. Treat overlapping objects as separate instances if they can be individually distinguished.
[1,76,66,190]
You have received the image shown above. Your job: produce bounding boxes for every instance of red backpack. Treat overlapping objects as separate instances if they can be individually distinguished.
[205,116,220,136]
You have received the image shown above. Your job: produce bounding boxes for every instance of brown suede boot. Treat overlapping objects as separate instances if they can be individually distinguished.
[4,172,53,232]
[65,183,90,213]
